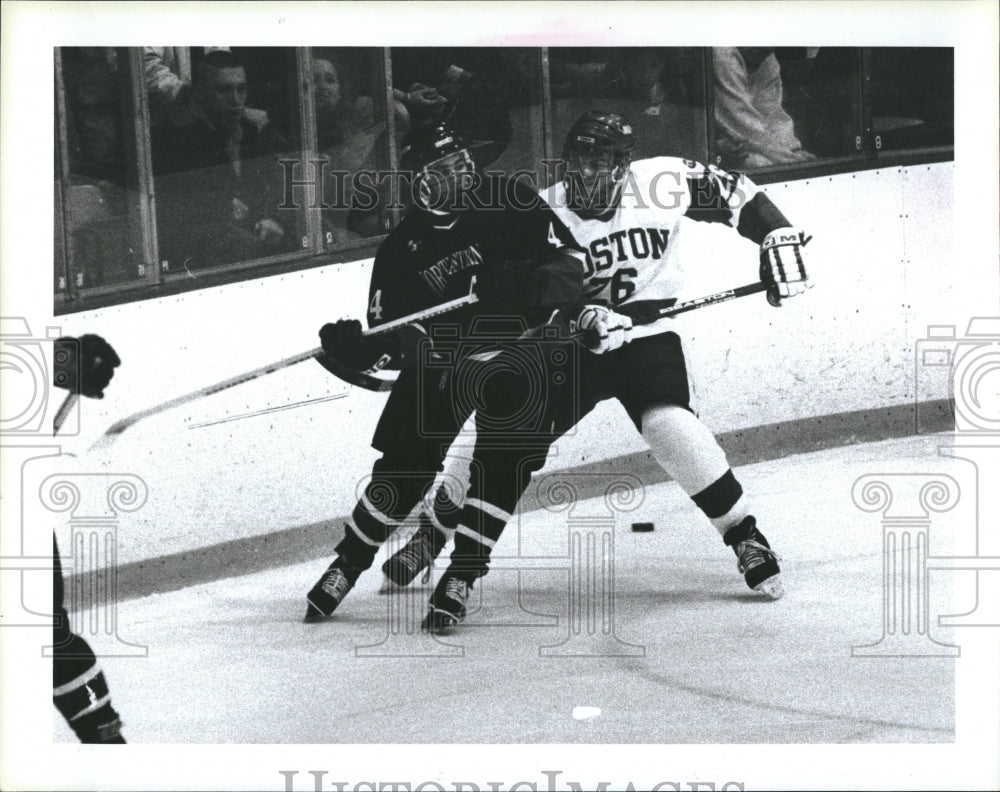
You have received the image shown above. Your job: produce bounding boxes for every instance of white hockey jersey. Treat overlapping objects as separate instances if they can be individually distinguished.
[542,157,766,339]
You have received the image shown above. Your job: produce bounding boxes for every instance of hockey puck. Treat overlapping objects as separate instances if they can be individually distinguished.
[631,522,655,532]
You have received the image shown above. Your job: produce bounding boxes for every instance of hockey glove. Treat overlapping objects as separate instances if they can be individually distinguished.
[477,252,585,321]
[320,320,387,371]
[53,334,121,399]
[319,320,427,372]
[475,260,541,313]
[576,304,633,354]
[759,227,812,307]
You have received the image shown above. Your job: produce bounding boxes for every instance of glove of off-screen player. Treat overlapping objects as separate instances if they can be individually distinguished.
[53,334,121,399]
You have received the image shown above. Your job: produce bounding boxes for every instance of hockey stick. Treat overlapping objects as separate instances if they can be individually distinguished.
[89,293,479,450]
[329,282,770,386]
[617,282,769,325]
[53,392,79,435]
[321,282,769,389]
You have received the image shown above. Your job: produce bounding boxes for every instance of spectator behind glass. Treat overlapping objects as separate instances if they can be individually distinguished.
[313,56,376,149]
[151,50,290,270]
[313,55,375,245]
[144,47,270,130]
[144,47,193,113]
[712,47,816,169]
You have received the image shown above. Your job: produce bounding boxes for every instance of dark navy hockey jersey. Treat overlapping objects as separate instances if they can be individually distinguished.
[366,179,583,342]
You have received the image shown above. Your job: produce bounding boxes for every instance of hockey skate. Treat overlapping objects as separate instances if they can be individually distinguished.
[723,516,784,600]
[304,557,364,622]
[421,573,472,635]
[381,520,447,588]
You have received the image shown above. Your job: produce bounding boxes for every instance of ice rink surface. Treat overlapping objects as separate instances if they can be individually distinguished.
[57,434,961,745]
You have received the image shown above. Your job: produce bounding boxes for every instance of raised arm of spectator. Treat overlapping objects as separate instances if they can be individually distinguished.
[712,47,812,166]
[143,47,191,108]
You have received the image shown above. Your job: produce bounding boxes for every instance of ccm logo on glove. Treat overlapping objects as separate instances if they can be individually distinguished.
[759,227,813,307]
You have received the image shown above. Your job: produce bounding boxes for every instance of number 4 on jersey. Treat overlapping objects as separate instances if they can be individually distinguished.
[368,289,384,321]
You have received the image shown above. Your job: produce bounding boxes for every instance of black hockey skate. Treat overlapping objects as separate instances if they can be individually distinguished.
[381,519,447,588]
[421,573,472,635]
[304,557,364,622]
[723,516,784,600]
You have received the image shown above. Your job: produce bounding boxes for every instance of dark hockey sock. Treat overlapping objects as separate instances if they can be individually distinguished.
[53,642,124,743]
[333,526,380,570]
[66,702,126,744]
[447,499,510,580]
[690,469,751,537]
[426,485,462,549]
[340,474,428,566]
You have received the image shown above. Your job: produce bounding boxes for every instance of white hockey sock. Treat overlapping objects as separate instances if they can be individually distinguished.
[641,404,749,537]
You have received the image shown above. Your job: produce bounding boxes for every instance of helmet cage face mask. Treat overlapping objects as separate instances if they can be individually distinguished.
[562,143,631,219]
[415,149,476,212]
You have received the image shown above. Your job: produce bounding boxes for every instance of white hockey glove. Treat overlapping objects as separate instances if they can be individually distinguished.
[576,304,633,354]
[759,227,812,307]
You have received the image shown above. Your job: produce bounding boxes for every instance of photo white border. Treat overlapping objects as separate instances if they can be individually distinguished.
[1,1,998,790]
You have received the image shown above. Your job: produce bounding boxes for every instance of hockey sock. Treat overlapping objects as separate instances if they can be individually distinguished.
[448,497,511,580]
[426,484,462,548]
[340,474,424,566]
[691,469,751,537]
[53,638,125,743]
[641,404,750,536]
[333,524,380,570]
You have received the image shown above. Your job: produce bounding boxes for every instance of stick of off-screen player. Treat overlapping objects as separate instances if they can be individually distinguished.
[53,392,79,435]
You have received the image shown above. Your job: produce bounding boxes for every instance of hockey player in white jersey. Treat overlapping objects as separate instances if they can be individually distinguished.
[389,110,812,633]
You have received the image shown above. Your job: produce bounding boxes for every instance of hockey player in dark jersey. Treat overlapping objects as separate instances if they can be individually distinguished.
[386,111,813,633]
[52,334,127,742]
[303,122,584,621]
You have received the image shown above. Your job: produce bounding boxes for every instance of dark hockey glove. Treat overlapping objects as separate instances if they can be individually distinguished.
[759,227,812,307]
[477,251,584,322]
[319,320,427,371]
[475,260,541,313]
[320,320,387,371]
[53,334,121,399]
[536,249,585,309]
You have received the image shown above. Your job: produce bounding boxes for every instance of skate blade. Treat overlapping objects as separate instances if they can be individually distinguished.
[303,600,332,623]
[421,609,459,636]
[753,575,785,600]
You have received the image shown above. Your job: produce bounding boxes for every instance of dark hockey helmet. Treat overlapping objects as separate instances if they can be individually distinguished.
[561,111,636,219]
[400,122,476,211]
[400,122,473,173]
[563,111,637,158]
